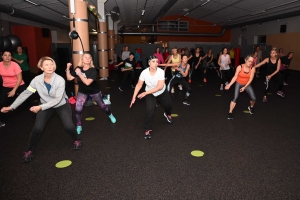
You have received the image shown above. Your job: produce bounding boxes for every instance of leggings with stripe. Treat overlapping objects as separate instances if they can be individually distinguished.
[232,82,256,103]
[75,91,111,126]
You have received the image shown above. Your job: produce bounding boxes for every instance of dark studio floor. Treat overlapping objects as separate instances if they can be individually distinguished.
[1,67,300,199]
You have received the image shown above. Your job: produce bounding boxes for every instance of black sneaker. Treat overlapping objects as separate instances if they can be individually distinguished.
[248,106,254,114]
[183,100,190,105]
[118,87,124,91]
[23,151,34,163]
[164,113,173,123]
[74,140,82,150]
[144,130,152,139]
[228,113,233,120]
[0,121,5,127]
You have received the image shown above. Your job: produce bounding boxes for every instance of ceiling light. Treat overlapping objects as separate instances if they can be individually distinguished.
[176,18,180,21]
[184,13,189,16]
[138,25,139,28]
[201,0,210,6]
[139,20,141,23]
[141,10,145,16]
[183,8,189,12]
[24,0,39,6]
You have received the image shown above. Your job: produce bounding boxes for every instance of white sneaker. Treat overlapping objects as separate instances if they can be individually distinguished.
[171,88,175,93]
[220,85,223,90]
[178,84,182,90]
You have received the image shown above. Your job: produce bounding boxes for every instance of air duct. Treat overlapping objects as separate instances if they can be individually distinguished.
[115,29,226,37]
[0,5,69,30]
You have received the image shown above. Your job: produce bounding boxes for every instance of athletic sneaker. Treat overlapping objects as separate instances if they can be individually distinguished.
[171,88,175,93]
[203,78,207,83]
[220,85,223,90]
[248,106,254,114]
[76,126,82,134]
[227,113,233,120]
[74,140,82,150]
[108,114,116,123]
[283,82,289,85]
[118,87,124,91]
[164,113,173,123]
[277,91,285,97]
[23,151,34,163]
[178,84,183,90]
[131,85,135,89]
[183,100,190,105]
[144,130,152,140]
[263,97,268,103]
[0,121,5,127]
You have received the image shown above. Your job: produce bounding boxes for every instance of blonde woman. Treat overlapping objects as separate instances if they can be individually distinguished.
[166,48,182,93]
[1,57,82,163]
[66,54,116,135]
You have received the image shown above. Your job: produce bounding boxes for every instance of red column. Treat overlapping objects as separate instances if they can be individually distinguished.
[234,48,241,67]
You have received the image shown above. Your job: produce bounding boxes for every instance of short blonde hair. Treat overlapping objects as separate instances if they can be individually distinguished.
[77,53,95,68]
[37,56,56,70]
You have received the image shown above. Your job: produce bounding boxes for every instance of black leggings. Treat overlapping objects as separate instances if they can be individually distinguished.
[121,71,135,87]
[27,103,78,151]
[265,73,283,96]
[145,89,172,130]
[167,77,191,98]
[0,84,27,122]
[221,70,231,85]
[232,82,256,103]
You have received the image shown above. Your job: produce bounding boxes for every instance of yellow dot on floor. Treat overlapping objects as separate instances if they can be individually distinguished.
[85,117,95,121]
[267,93,272,95]
[34,100,39,102]
[191,150,204,157]
[171,114,178,117]
[215,94,221,96]
[244,110,250,114]
[106,87,111,89]
[55,160,72,168]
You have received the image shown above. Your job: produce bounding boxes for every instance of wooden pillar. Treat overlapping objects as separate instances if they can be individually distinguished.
[98,21,109,79]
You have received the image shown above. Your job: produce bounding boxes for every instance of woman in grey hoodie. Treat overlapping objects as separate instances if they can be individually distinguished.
[1,57,82,163]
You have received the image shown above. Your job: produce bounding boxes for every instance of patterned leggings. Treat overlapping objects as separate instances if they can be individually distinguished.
[75,91,111,126]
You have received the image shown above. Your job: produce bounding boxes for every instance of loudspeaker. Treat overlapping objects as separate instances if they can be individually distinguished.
[42,28,50,37]
[280,25,286,33]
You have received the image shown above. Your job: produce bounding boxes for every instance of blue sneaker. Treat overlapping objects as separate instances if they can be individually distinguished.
[108,114,116,123]
[76,126,82,134]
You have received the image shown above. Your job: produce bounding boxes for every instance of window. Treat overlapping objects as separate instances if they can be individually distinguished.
[157,21,189,31]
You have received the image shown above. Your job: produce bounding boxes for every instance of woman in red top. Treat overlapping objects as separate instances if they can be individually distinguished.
[225,55,256,119]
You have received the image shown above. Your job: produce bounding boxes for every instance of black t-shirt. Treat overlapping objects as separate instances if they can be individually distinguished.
[123,59,136,71]
[71,66,100,94]
[280,56,291,65]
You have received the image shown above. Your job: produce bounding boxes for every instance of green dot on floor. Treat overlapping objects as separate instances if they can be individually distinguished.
[85,117,95,121]
[244,110,250,114]
[191,150,204,157]
[215,94,221,97]
[171,114,178,117]
[56,160,72,168]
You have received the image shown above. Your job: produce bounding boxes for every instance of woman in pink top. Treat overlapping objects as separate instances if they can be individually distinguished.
[0,51,26,127]
[154,47,165,64]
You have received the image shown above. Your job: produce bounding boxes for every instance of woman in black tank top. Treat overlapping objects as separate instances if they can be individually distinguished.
[254,49,285,102]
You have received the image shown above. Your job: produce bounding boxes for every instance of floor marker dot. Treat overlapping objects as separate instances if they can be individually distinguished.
[215,94,221,97]
[244,110,250,114]
[34,100,39,102]
[106,87,111,89]
[85,117,95,121]
[171,114,178,117]
[191,150,204,157]
[56,160,72,168]
[267,93,272,95]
